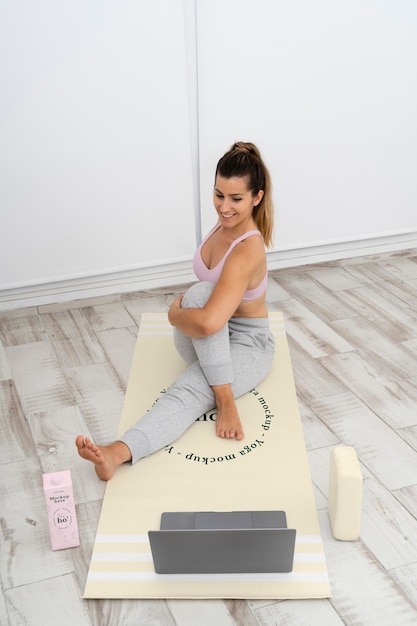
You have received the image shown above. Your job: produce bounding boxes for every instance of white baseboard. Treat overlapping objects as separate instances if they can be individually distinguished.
[1,232,416,311]
[267,231,417,270]
[0,261,197,312]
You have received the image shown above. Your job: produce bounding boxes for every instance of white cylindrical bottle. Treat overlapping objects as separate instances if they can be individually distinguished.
[43,470,80,550]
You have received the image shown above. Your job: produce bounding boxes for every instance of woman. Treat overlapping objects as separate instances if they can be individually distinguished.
[76,141,275,480]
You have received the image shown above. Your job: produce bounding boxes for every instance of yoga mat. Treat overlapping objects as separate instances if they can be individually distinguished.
[83,312,331,599]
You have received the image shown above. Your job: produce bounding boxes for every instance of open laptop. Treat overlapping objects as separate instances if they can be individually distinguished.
[148,510,296,574]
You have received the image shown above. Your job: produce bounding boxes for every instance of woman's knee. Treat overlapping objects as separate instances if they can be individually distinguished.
[182,281,215,308]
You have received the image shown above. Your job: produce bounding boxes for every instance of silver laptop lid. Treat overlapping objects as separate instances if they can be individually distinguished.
[149,510,296,574]
[160,510,288,530]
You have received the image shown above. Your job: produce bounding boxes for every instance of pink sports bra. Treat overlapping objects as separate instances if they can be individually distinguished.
[193,225,268,302]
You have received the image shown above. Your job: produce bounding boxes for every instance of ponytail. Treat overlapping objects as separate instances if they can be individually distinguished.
[215,142,274,248]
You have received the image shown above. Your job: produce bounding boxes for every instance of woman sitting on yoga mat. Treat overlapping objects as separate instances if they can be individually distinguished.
[76,141,275,480]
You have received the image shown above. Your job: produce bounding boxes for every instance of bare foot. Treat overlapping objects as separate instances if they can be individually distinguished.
[75,436,131,481]
[215,404,244,440]
[212,384,244,440]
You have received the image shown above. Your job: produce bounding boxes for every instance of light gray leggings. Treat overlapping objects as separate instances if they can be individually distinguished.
[119,281,275,463]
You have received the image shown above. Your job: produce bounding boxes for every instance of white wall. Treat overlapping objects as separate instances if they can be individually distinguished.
[1,1,416,309]
[197,0,417,252]
[0,0,196,289]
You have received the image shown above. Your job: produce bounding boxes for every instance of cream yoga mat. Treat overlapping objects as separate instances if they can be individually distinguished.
[83,312,331,599]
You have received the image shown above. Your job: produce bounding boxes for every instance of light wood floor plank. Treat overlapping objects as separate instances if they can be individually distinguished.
[0,582,9,626]
[42,310,107,367]
[266,277,292,302]
[0,312,46,346]
[391,563,417,609]
[401,336,417,355]
[0,340,12,380]
[309,392,417,490]
[359,466,417,570]
[308,266,365,291]
[278,299,355,358]
[274,272,359,322]
[336,285,417,341]
[86,597,177,626]
[320,351,417,429]
[253,598,344,625]
[5,575,92,626]
[285,337,347,401]
[397,425,417,454]
[83,301,136,333]
[96,326,138,389]
[5,341,74,415]
[0,307,38,320]
[168,599,237,625]
[379,256,417,281]
[299,398,339,451]
[0,380,33,465]
[64,363,125,444]
[307,447,332,512]
[51,336,107,369]
[330,317,416,382]
[225,598,266,626]
[319,511,417,625]
[345,263,417,310]
[122,291,171,325]
[41,309,103,341]
[393,484,417,520]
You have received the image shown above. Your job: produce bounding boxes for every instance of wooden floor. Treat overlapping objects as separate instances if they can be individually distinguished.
[1,249,417,625]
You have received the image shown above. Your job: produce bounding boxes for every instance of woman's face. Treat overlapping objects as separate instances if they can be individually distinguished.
[213,175,264,229]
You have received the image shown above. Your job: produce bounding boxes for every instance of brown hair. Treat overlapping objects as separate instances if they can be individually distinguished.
[215,141,274,248]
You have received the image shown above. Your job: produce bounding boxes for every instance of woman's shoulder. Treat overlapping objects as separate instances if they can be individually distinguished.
[232,229,265,250]
[227,230,266,269]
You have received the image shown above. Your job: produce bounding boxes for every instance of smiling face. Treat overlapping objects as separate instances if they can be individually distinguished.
[213,175,264,231]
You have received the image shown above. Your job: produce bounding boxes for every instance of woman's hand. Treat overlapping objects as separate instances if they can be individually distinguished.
[168,294,184,326]
[168,293,210,337]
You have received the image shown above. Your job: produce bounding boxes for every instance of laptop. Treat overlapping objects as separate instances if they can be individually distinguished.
[148,510,296,574]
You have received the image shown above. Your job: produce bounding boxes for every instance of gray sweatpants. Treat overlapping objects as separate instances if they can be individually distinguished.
[119,281,275,463]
